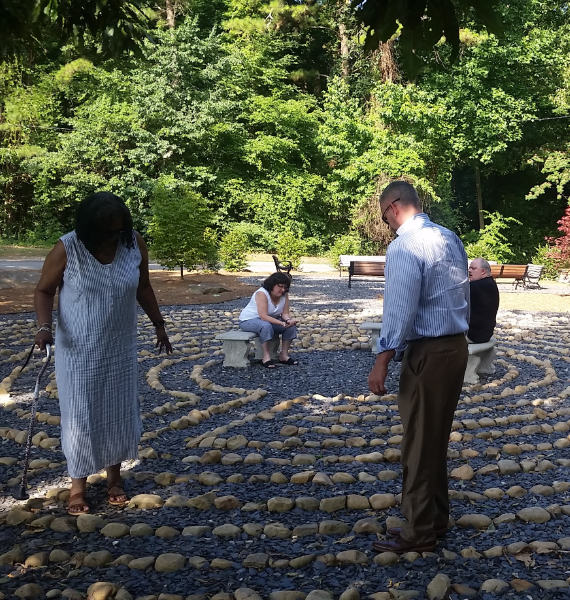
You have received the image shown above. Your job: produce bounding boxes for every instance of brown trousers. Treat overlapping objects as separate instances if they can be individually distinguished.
[398,333,468,544]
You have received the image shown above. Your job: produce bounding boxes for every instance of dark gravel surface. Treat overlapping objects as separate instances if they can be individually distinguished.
[1,292,570,599]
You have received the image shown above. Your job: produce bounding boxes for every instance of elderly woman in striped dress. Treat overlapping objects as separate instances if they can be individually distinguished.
[34,192,172,515]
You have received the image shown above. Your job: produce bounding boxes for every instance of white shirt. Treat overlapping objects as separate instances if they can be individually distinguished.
[239,288,286,321]
[378,213,470,352]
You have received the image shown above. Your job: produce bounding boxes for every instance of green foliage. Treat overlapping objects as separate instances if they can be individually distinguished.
[327,232,364,269]
[219,229,249,272]
[276,229,304,270]
[532,244,563,280]
[462,211,522,263]
[228,222,276,253]
[148,177,217,275]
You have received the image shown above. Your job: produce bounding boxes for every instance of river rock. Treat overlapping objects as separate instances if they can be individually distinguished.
[155,553,186,572]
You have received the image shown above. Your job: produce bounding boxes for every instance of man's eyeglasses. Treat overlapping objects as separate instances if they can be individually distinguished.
[381,198,401,224]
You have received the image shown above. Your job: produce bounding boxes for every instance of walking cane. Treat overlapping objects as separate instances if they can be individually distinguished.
[13,343,53,501]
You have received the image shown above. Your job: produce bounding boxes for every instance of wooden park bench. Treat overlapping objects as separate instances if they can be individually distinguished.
[215,331,280,368]
[464,337,497,384]
[272,255,293,277]
[339,255,386,276]
[348,261,385,288]
[489,264,544,289]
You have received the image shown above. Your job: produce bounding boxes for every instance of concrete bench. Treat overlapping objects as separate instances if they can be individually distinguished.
[464,336,497,384]
[215,331,279,368]
[359,321,383,353]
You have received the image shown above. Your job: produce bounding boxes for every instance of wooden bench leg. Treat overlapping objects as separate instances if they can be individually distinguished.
[464,354,481,384]
[477,347,496,375]
[253,335,280,362]
[221,340,252,368]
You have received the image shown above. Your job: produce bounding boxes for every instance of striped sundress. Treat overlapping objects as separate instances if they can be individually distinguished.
[56,231,142,478]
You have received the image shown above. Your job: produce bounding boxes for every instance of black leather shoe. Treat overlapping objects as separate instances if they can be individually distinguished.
[387,526,448,539]
[373,535,437,554]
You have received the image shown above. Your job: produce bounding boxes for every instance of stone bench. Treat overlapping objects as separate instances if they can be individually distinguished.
[215,331,279,368]
[359,321,383,354]
[464,336,497,384]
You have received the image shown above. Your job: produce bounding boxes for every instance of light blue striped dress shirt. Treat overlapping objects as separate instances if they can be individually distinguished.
[378,213,470,352]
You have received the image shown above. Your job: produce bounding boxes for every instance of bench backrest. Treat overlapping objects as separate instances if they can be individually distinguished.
[340,255,386,267]
[500,265,527,279]
[272,255,292,273]
[526,264,544,279]
[349,261,385,277]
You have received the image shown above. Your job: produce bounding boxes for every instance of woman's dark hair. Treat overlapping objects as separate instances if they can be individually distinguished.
[262,272,291,292]
[75,192,134,252]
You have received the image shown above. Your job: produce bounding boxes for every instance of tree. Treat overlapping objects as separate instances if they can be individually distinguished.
[0,0,153,60]
[148,177,217,277]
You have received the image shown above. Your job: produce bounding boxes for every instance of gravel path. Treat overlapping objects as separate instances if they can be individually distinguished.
[1,277,570,600]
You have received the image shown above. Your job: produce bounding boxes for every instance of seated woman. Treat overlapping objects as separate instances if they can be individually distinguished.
[239,272,299,368]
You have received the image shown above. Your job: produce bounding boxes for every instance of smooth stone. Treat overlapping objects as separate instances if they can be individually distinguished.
[130,523,155,536]
[427,574,450,600]
[243,523,264,536]
[77,514,106,533]
[319,520,350,535]
[242,553,269,569]
[537,581,569,590]
[268,593,306,600]
[290,554,316,568]
[25,552,49,567]
[517,507,551,523]
[264,523,291,538]
[83,551,113,568]
[188,492,216,509]
[128,556,155,571]
[267,497,295,512]
[7,508,35,526]
[450,584,476,597]
[480,579,509,593]
[49,550,70,563]
[212,524,241,537]
[497,459,521,475]
[369,493,396,509]
[312,472,334,486]
[373,552,399,566]
[100,522,129,538]
[456,514,492,529]
[295,497,320,511]
[320,496,346,512]
[450,465,474,480]
[182,526,211,537]
[353,518,384,534]
[336,550,368,565]
[165,495,190,507]
[129,494,164,509]
[214,495,242,510]
[15,584,45,599]
[339,591,360,600]
[483,546,504,558]
[305,592,333,600]
[155,526,179,539]
[155,553,186,572]
[234,590,262,600]
[87,583,117,600]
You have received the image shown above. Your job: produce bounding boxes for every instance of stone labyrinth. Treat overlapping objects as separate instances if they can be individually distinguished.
[2,304,570,600]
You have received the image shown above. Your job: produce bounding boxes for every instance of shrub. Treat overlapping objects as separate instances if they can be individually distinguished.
[327,232,363,268]
[148,177,217,277]
[462,211,521,263]
[277,229,305,270]
[230,222,277,253]
[531,244,563,280]
[546,206,570,271]
[219,229,249,271]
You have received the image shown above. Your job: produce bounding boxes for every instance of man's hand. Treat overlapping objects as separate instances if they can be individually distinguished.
[156,328,172,354]
[368,350,395,395]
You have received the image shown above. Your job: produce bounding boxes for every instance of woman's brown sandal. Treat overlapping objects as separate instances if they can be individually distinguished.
[67,492,90,515]
[107,485,129,506]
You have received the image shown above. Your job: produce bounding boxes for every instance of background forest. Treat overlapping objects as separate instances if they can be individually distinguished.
[2,0,570,272]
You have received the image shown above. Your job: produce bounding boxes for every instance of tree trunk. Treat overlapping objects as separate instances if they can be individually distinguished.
[165,0,176,29]
[379,40,398,83]
[180,263,184,278]
[339,23,349,78]
[474,164,484,230]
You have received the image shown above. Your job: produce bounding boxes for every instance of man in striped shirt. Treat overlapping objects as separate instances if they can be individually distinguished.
[369,181,470,554]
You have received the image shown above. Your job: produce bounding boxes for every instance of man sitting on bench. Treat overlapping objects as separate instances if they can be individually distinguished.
[467,258,500,343]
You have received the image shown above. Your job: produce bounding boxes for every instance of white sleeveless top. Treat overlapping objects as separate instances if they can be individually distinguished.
[240,287,286,321]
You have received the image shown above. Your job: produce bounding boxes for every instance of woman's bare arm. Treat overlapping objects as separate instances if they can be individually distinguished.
[34,241,66,349]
